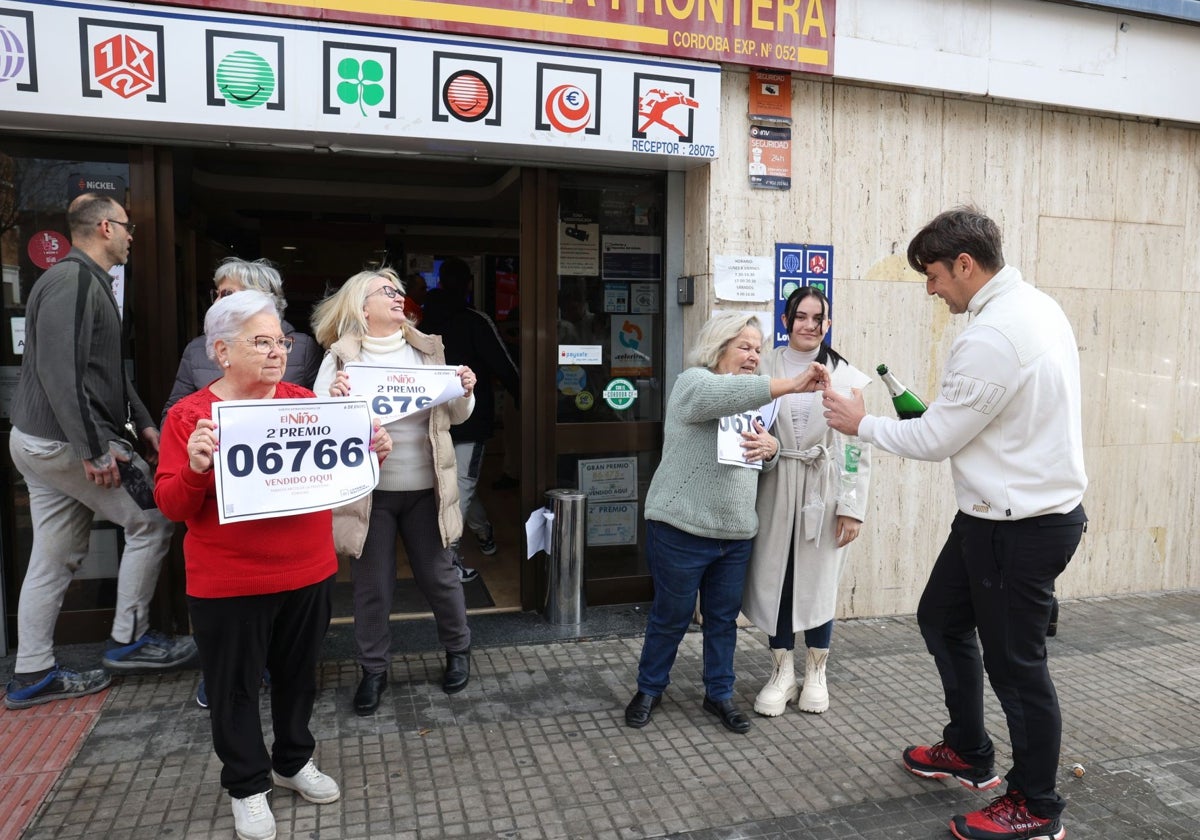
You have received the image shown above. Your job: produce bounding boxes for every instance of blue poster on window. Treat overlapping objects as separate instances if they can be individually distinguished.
[774,243,834,347]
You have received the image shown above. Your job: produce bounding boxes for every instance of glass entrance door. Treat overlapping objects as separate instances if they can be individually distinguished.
[526,169,667,606]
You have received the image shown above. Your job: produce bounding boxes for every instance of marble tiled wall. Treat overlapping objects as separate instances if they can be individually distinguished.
[687,71,1200,617]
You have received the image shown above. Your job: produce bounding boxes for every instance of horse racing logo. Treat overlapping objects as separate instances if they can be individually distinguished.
[632,74,699,143]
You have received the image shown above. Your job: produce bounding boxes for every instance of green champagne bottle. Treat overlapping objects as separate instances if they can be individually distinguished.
[876,364,927,419]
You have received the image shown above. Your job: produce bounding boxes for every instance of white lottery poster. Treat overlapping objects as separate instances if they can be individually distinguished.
[716,399,780,470]
[342,363,466,420]
[212,398,378,524]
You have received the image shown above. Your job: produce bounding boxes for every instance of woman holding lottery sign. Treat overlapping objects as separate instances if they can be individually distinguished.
[311,267,478,716]
[624,312,828,735]
[156,290,392,840]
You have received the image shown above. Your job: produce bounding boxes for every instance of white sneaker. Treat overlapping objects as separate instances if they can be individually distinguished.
[271,758,341,804]
[231,791,276,840]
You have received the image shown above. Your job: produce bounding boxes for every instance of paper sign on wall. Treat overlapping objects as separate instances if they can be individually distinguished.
[714,255,773,302]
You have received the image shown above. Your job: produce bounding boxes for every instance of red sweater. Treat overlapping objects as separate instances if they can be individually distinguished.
[156,382,338,599]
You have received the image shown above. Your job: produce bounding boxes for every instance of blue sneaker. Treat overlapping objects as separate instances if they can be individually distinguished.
[4,666,112,710]
[103,631,198,673]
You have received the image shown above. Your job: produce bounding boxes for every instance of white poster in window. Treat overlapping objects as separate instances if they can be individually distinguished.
[601,235,662,280]
[212,398,379,524]
[10,317,24,356]
[578,456,637,502]
[587,501,639,546]
[714,255,773,302]
[559,222,600,275]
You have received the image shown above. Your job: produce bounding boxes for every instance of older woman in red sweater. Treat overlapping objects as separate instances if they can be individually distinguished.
[156,290,390,840]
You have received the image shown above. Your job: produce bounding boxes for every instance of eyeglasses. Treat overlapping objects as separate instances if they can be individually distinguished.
[366,285,401,300]
[105,218,136,235]
[209,288,237,303]
[239,335,295,354]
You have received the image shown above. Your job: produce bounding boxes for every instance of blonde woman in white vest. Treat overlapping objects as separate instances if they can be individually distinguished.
[742,286,871,715]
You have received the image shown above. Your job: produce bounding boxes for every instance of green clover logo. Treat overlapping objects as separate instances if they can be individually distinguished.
[336,57,384,117]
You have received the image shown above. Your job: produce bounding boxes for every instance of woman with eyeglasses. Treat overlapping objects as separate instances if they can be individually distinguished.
[161,257,322,422]
[742,286,872,717]
[311,268,478,716]
[155,290,393,840]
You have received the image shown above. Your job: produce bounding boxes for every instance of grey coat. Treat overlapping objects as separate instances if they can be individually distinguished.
[160,319,321,424]
[743,348,872,634]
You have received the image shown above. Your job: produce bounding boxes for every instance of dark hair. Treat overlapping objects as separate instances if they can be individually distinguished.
[906,206,1004,274]
[783,285,845,370]
[66,193,121,239]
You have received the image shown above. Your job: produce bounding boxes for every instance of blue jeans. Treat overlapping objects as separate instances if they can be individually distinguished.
[636,520,751,702]
[768,546,834,650]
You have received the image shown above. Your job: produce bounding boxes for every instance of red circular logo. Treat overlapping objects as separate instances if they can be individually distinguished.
[443,70,492,121]
[545,84,591,133]
[27,230,70,269]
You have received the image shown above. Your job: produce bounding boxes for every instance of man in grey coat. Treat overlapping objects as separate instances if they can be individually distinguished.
[5,193,195,711]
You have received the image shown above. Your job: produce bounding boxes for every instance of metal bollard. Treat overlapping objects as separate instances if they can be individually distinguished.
[544,489,586,625]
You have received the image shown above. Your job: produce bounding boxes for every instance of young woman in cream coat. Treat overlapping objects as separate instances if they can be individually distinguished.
[742,287,871,715]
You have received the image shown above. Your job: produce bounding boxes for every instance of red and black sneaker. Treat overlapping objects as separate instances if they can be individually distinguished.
[902,741,1001,790]
[950,791,1066,840]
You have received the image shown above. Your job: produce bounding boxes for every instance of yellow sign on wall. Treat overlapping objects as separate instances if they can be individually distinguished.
[157,0,835,73]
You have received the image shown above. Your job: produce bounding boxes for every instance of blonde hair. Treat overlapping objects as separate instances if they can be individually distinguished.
[311,267,405,348]
[688,312,763,371]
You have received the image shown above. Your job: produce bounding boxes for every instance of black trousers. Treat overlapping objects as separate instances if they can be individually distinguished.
[189,575,334,799]
[917,505,1085,820]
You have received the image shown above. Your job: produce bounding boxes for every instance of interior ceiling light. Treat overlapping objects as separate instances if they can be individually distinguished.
[281,245,298,250]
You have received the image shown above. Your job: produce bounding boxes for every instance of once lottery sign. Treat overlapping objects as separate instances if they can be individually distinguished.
[212,398,378,524]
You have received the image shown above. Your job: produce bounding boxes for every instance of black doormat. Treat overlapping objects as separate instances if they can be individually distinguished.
[332,574,494,616]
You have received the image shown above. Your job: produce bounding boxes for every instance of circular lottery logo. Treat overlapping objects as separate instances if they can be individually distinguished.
[216,50,275,109]
[27,230,70,269]
[574,391,595,411]
[545,84,590,133]
[0,24,27,84]
[443,70,492,121]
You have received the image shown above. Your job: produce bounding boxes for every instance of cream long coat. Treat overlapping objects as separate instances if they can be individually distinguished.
[742,348,872,634]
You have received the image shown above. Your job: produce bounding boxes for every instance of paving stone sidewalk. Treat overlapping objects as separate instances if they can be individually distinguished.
[15,590,1200,839]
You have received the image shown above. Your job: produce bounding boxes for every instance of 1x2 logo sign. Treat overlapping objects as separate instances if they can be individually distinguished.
[79,18,165,102]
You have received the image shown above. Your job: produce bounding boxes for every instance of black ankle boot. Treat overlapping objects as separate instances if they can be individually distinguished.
[443,649,470,694]
[354,669,387,715]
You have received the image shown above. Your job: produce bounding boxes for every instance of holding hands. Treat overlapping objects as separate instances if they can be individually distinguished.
[740,419,778,463]
[822,388,867,436]
[369,419,392,463]
[456,366,476,397]
[187,418,219,474]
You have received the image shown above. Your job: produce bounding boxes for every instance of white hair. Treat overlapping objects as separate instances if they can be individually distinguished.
[204,290,280,360]
[688,312,763,371]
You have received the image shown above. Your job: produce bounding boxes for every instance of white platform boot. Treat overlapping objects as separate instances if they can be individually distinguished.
[798,647,830,714]
[753,648,799,716]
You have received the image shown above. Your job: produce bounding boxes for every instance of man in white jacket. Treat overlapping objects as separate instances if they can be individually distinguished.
[823,207,1086,840]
